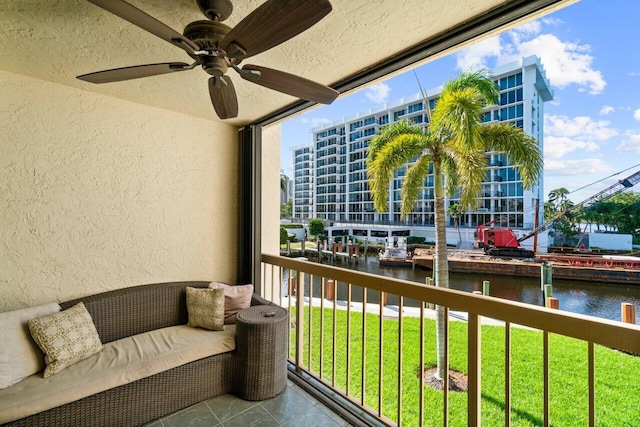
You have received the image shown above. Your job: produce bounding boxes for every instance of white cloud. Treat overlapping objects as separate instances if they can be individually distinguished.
[455,21,606,94]
[455,36,502,70]
[300,117,331,127]
[600,105,614,116]
[364,82,391,104]
[634,108,640,121]
[514,34,606,94]
[544,115,617,159]
[545,158,613,176]
[616,131,640,152]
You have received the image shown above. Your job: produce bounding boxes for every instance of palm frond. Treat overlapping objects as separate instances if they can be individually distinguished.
[450,149,487,208]
[400,154,433,218]
[480,123,543,188]
[367,122,429,212]
[367,121,427,165]
[431,88,484,152]
[443,69,500,105]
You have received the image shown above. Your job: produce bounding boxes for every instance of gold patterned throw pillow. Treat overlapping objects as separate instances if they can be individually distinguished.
[186,287,225,331]
[28,302,103,378]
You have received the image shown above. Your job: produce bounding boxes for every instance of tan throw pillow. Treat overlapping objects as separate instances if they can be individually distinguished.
[28,302,103,378]
[209,282,253,323]
[186,287,225,331]
[0,302,61,389]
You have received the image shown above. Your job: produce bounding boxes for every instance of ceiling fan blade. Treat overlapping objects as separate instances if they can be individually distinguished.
[86,0,200,55]
[241,65,338,104]
[221,0,332,60]
[208,76,239,119]
[77,62,192,84]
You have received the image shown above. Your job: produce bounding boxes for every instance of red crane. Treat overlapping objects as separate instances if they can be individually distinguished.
[474,169,640,258]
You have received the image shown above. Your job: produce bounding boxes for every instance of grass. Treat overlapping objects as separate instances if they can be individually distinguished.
[288,306,640,426]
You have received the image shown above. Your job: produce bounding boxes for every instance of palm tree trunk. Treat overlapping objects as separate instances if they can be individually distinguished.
[433,160,449,381]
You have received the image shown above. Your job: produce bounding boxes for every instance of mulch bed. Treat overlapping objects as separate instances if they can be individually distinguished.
[421,367,468,392]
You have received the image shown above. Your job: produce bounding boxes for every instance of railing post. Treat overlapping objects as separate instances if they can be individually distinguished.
[468,313,482,427]
[622,303,636,324]
[295,271,304,371]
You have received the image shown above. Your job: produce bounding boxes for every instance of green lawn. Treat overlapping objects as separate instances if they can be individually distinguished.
[289,306,640,426]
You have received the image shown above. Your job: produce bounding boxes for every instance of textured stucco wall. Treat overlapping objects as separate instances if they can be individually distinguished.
[261,124,281,256]
[0,71,238,312]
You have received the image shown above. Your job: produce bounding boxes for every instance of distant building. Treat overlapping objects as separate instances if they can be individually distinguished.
[291,143,314,220]
[298,55,552,230]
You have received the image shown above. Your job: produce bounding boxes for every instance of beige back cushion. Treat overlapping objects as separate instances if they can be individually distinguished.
[208,282,253,323]
[0,303,61,389]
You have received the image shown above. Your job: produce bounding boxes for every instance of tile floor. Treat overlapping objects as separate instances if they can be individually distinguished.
[144,380,352,426]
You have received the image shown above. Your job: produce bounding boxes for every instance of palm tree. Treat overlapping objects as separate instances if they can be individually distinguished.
[367,69,542,384]
[280,169,289,192]
[447,203,464,246]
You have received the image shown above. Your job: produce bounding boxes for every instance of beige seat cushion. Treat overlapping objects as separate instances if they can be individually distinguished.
[0,303,61,390]
[0,324,236,424]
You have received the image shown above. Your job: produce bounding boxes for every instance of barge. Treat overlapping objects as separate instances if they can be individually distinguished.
[412,249,640,285]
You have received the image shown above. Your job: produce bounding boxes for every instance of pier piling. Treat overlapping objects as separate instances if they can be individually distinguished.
[546,297,559,309]
[482,281,490,296]
[622,303,636,324]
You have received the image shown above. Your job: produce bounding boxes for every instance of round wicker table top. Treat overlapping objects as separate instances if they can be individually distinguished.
[236,305,287,325]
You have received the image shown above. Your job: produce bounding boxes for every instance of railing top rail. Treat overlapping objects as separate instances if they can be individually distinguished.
[262,254,640,354]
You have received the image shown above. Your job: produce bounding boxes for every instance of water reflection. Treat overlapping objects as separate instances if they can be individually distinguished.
[283,255,640,323]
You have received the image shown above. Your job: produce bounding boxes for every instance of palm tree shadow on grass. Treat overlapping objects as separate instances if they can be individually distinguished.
[481,392,544,426]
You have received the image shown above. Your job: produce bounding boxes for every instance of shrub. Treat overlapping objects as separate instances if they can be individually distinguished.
[407,236,426,244]
[280,227,289,245]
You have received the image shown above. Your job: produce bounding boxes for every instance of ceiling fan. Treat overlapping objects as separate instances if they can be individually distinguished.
[77,0,339,119]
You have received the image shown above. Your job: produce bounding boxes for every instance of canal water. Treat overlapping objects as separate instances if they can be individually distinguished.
[302,255,640,323]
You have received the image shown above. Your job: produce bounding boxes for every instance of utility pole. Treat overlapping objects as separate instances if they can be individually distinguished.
[532,198,540,253]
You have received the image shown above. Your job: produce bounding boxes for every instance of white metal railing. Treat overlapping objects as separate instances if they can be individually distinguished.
[260,254,640,426]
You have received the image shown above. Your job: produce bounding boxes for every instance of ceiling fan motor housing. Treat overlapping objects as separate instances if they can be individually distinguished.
[183,20,230,50]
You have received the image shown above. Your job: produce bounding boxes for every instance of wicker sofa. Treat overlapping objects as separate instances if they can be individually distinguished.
[1,281,287,427]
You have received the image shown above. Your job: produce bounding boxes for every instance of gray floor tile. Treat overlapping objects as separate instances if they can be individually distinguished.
[223,405,281,426]
[162,402,221,427]
[291,384,322,406]
[141,421,162,427]
[315,403,351,426]
[260,386,318,425]
[281,404,342,426]
[206,392,261,422]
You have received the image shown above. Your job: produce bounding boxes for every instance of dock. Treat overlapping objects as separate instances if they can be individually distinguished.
[281,240,360,264]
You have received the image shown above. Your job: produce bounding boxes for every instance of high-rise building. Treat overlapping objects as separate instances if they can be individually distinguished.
[295,55,552,230]
[291,144,314,219]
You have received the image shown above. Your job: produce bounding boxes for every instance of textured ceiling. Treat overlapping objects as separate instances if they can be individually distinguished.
[1,0,513,125]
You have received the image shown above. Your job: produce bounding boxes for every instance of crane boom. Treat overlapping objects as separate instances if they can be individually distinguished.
[518,169,640,243]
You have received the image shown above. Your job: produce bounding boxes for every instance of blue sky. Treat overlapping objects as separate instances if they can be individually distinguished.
[281,0,640,203]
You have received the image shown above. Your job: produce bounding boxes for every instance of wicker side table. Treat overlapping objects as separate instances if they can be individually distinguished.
[234,305,288,400]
